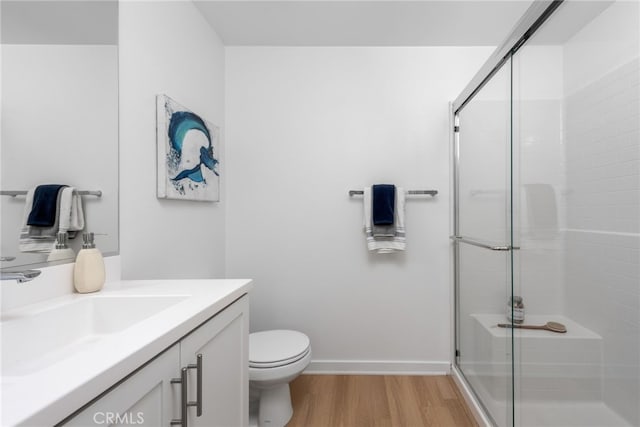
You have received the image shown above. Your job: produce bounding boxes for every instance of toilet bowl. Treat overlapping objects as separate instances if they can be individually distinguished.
[249,330,311,427]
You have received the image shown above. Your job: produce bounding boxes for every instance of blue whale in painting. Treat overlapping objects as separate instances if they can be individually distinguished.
[173,147,219,182]
[167,111,219,183]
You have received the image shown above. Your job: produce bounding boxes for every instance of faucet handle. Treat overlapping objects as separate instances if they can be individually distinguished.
[1,256,16,262]
[20,270,41,282]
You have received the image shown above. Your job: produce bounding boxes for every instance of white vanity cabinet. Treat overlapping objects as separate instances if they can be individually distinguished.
[180,295,249,427]
[63,345,180,426]
[63,295,249,427]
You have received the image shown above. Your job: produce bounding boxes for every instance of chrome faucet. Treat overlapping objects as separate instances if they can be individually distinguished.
[1,269,41,283]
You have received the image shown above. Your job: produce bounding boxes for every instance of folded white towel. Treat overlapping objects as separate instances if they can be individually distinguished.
[19,188,55,252]
[58,187,85,235]
[363,186,406,253]
[19,186,85,253]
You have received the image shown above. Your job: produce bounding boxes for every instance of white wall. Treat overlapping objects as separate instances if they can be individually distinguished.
[119,1,226,279]
[225,47,492,372]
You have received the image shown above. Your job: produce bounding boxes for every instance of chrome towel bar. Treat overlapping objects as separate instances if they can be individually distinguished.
[349,189,437,197]
[1,190,102,197]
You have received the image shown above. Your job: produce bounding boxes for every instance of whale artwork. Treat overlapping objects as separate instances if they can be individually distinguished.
[156,94,220,201]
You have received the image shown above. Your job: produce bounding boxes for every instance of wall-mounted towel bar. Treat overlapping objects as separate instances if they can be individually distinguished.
[1,190,102,198]
[470,189,504,196]
[349,190,437,197]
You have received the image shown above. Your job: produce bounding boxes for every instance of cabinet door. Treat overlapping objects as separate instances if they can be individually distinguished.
[180,295,249,427]
[63,345,180,426]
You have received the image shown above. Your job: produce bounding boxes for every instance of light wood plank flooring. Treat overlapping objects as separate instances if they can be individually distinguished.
[287,375,478,427]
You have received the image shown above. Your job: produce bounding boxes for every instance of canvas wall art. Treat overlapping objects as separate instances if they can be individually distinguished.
[156,94,220,201]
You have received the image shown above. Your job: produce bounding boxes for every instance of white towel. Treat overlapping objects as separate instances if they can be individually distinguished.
[19,187,85,253]
[58,187,85,235]
[363,186,406,253]
[19,188,54,252]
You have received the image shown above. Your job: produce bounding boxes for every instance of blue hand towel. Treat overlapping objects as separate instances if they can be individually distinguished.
[372,184,395,225]
[27,184,66,227]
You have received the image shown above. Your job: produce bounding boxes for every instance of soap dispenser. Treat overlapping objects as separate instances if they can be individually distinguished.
[73,232,105,293]
[47,232,75,262]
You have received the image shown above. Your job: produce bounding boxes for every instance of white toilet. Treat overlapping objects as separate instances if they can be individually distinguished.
[249,330,311,427]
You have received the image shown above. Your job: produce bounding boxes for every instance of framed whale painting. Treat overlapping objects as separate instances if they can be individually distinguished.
[156,94,220,201]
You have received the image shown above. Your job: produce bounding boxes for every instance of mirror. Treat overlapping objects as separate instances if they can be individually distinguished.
[0,1,119,269]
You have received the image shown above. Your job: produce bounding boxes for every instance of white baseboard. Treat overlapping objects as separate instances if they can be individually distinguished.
[304,359,451,375]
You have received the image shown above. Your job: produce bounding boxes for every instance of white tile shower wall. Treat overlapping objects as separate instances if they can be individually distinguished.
[514,100,565,316]
[119,1,226,279]
[512,46,567,318]
[565,232,639,424]
[565,60,639,234]
[225,47,493,369]
[563,1,639,422]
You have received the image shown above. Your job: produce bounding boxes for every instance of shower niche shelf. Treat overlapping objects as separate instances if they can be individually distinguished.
[469,313,603,402]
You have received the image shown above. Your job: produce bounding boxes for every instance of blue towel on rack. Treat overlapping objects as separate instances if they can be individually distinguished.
[27,184,66,227]
[364,187,406,253]
[372,184,395,225]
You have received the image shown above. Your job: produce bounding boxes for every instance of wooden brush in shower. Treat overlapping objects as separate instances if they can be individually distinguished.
[497,321,567,333]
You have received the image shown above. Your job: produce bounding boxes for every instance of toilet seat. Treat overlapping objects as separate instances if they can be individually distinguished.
[249,329,312,426]
[250,346,310,368]
[250,330,310,369]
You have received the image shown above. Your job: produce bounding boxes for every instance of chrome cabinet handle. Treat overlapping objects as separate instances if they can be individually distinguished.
[187,354,203,417]
[171,367,189,426]
[170,354,203,425]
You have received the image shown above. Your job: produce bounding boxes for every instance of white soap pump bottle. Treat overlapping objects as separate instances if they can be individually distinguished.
[47,231,76,262]
[73,232,105,293]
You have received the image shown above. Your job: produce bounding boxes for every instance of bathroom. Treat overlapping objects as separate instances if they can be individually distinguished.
[1,0,638,426]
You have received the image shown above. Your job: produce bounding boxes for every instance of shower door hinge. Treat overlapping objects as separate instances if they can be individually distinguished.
[454,125,460,132]
[455,349,460,357]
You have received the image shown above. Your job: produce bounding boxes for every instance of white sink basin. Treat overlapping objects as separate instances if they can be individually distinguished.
[1,295,187,376]
[0,279,252,427]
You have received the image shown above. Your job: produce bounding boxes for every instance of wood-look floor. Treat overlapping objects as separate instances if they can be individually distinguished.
[287,375,478,427]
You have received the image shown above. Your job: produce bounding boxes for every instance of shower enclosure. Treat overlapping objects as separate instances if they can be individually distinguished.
[451,1,639,426]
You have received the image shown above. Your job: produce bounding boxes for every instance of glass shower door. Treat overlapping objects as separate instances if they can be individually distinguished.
[454,59,514,427]
[454,2,639,426]
[510,1,640,426]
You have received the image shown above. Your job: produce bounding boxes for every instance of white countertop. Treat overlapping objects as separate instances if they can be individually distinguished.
[0,279,252,426]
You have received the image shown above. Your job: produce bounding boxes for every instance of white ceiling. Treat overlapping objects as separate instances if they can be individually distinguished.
[1,1,616,47]
[194,1,535,46]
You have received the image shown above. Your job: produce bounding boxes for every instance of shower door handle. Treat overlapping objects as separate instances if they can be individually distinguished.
[450,235,519,251]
